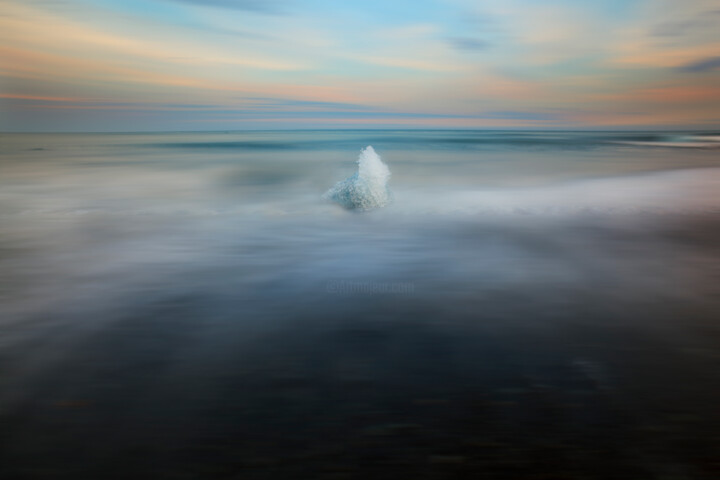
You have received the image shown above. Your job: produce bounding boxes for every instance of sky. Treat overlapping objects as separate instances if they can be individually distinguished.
[1,0,719,131]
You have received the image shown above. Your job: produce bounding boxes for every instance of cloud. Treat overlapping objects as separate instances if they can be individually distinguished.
[244,98,375,111]
[359,56,465,72]
[0,93,86,102]
[677,56,720,73]
[377,24,439,40]
[651,8,720,37]
[481,110,562,121]
[446,37,490,52]
[167,0,290,14]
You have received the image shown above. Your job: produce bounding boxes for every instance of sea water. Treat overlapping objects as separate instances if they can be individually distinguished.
[1,130,719,477]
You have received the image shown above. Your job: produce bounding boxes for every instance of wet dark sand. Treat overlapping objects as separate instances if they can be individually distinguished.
[1,214,719,479]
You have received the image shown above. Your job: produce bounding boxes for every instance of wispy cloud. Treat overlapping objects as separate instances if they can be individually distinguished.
[677,56,720,73]
[651,8,720,37]
[167,0,290,14]
[243,98,376,111]
[446,37,489,52]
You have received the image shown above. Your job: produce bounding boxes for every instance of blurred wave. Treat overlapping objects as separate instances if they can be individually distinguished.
[146,130,720,152]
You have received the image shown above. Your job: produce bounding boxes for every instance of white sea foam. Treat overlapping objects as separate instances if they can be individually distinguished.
[388,167,720,216]
[323,146,391,211]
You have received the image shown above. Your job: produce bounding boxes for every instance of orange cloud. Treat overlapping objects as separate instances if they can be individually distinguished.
[193,116,557,128]
[0,93,87,102]
[611,43,720,69]
[593,86,720,104]
[0,3,309,73]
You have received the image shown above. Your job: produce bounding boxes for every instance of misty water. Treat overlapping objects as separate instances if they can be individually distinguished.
[1,130,719,479]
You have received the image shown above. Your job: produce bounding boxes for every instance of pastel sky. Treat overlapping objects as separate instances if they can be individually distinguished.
[2,0,719,131]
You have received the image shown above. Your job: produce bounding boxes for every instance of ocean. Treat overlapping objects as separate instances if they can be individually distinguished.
[1,130,719,478]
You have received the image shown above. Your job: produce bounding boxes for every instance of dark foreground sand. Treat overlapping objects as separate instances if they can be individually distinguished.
[1,214,719,479]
